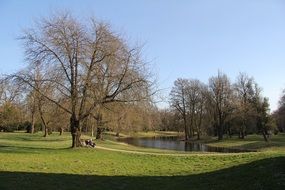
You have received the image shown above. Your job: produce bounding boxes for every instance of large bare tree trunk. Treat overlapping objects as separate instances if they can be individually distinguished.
[71,115,81,148]
[96,127,104,140]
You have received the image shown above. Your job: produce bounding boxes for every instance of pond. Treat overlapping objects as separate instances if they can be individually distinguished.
[117,136,254,153]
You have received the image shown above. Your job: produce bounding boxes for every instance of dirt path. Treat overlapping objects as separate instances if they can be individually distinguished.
[96,145,191,156]
[95,145,253,156]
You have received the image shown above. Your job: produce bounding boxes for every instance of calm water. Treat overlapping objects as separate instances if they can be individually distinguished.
[118,136,254,153]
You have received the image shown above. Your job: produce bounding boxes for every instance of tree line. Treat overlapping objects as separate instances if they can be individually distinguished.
[168,72,277,141]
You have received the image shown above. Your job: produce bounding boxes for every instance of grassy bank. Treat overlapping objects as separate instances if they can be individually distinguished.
[205,134,285,152]
[0,132,284,190]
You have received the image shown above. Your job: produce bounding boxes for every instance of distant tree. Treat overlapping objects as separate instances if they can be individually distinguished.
[233,73,259,139]
[0,102,23,132]
[185,79,208,140]
[170,79,190,140]
[208,72,233,140]
[159,109,183,132]
[255,97,276,142]
[0,77,21,105]
[0,78,24,132]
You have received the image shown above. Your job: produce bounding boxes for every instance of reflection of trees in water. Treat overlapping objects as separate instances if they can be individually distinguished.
[184,142,205,151]
[119,136,254,153]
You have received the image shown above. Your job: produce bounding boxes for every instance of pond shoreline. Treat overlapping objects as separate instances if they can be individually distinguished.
[117,136,256,153]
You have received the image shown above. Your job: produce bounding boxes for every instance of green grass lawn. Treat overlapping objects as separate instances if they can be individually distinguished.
[0,132,284,190]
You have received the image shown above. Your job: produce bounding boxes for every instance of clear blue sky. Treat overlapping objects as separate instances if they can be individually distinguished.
[1,0,285,111]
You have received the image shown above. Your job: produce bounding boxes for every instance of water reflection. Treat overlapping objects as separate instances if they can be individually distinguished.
[118,136,254,153]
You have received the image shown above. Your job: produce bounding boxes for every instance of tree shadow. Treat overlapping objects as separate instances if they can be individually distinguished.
[0,156,284,190]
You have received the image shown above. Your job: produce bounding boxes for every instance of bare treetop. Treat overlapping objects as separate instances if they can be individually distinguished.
[14,12,154,147]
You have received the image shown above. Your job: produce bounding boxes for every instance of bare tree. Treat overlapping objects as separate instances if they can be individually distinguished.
[209,72,233,140]
[170,78,190,140]
[14,12,152,147]
[0,78,21,105]
[189,80,209,140]
[234,73,258,139]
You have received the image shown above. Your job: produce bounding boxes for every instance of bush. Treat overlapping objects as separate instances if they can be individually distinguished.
[0,123,19,132]
[25,122,42,133]
[0,121,43,133]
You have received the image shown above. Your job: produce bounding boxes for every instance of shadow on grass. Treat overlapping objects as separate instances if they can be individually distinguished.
[0,157,284,190]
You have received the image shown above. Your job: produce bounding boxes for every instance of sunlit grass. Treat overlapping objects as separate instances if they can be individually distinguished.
[0,132,284,189]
